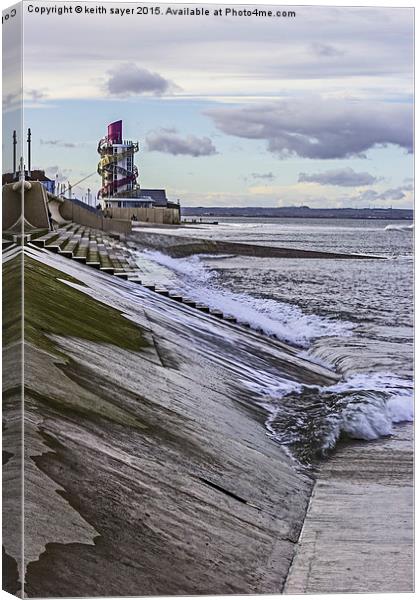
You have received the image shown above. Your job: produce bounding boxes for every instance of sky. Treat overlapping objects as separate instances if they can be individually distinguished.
[3,1,414,207]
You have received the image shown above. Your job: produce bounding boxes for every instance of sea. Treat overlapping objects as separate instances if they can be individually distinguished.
[135,218,414,465]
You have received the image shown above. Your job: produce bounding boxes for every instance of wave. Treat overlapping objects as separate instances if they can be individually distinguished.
[384,223,413,232]
[247,371,413,465]
[217,222,261,229]
[141,249,353,347]
[140,249,412,466]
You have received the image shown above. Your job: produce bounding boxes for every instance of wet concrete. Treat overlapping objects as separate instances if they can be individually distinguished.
[284,423,414,594]
[5,249,340,597]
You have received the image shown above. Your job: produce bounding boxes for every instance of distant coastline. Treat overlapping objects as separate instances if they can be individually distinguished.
[181,206,413,220]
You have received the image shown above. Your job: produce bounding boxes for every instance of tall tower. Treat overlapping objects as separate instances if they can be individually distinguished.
[97,120,139,199]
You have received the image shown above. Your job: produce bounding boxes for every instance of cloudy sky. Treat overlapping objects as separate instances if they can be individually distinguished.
[4,2,414,207]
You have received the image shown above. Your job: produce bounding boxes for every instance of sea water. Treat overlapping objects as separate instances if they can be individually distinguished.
[136,218,414,464]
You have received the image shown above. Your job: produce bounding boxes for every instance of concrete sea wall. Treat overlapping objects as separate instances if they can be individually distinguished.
[60,199,132,236]
[106,206,180,225]
[4,249,339,596]
[2,244,413,596]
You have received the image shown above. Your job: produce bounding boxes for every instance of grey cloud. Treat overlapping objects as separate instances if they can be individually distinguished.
[44,166,73,182]
[379,184,413,200]
[298,167,378,187]
[40,139,77,148]
[106,63,179,96]
[311,42,344,57]
[146,130,217,157]
[348,184,413,204]
[3,92,20,112]
[205,98,413,159]
[27,89,47,102]
[251,172,275,180]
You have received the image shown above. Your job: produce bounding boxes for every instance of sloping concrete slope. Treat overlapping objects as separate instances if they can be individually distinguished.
[4,248,339,597]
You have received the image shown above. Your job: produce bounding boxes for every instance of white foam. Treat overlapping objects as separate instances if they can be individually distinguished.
[141,250,354,348]
[384,223,413,232]
[323,371,414,443]
[245,370,413,453]
[142,250,213,281]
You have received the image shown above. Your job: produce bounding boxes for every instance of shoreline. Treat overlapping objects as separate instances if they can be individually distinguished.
[3,242,412,595]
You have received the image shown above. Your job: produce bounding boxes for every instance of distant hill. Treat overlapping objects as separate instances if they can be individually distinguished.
[181,206,413,220]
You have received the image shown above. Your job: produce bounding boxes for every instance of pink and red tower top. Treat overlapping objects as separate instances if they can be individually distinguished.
[107,120,123,144]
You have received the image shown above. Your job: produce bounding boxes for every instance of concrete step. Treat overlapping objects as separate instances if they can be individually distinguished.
[86,259,101,268]
[196,304,210,313]
[98,244,114,272]
[2,239,15,250]
[59,238,80,257]
[86,241,100,266]
[169,292,183,302]
[155,288,170,296]
[182,298,197,308]
[29,228,50,241]
[46,232,74,251]
[31,230,61,248]
[223,315,237,323]
[73,240,89,261]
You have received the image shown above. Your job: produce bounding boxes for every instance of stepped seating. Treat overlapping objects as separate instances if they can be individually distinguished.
[46,231,75,252]
[182,298,197,308]
[86,241,100,267]
[196,304,210,313]
[73,235,90,262]
[98,243,114,273]
[31,230,61,248]
[223,315,237,323]
[32,221,249,333]
[155,288,170,296]
[59,236,80,257]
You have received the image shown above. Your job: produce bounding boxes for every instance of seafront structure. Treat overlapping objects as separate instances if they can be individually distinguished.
[3,125,180,225]
[97,120,181,222]
[97,120,149,208]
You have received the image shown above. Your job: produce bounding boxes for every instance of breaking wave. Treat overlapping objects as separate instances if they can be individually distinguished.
[247,371,413,465]
[141,250,353,348]
[140,249,413,466]
[384,223,413,232]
